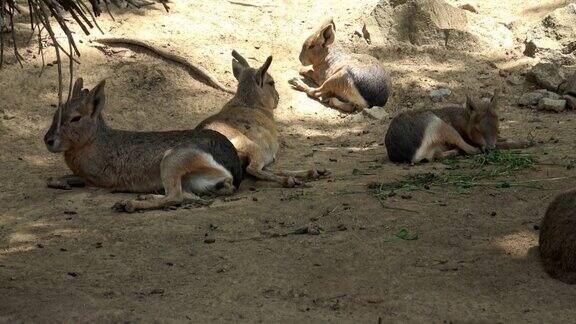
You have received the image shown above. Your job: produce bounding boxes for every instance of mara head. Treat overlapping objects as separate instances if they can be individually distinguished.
[299,18,336,66]
[466,91,499,152]
[231,50,279,111]
[44,78,107,153]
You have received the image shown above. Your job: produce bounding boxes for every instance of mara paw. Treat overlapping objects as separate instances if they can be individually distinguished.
[112,201,136,213]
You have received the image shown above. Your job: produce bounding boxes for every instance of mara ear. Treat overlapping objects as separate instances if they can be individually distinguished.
[255,56,273,87]
[232,50,249,67]
[321,22,335,47]
[80,79,106,117]
[72,78,84,97]
[232,50,250,80]
[490,89,499,111]
[466,95,477,112]
[232,59,245,80]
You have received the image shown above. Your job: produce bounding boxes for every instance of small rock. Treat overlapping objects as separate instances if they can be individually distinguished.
[506,74,524,86]
[518,92,544,106]
[294,225,321,235]
[2,111,15,120]
[528,63,565,91]
[459,4,478,13]
[537,98,566,112]
[561,72,576,95]
[349,113,365,123]
[535,89,562,100]
[362,106,388,120]
[563,95,576,110]
[524,36,562,58]
[307,227,320,235]
[430,88,452,102]
[204,234,216,244]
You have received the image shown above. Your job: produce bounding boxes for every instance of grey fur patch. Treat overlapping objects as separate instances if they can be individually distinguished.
[347,66,390,107]
[385,111,433,163]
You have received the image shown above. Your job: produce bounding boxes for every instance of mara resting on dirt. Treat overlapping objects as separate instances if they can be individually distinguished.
[44,78,243,212]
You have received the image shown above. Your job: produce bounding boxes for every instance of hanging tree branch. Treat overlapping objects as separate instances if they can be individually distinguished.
[0,0,170,108]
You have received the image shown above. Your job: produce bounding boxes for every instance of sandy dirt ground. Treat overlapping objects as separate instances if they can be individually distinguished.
[1,0,576,322]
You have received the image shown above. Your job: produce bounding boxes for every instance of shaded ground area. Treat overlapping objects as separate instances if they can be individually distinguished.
[1,0,576,322]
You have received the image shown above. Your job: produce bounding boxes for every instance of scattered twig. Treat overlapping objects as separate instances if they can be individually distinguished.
[227,1,274,8]
[377,201,419,214]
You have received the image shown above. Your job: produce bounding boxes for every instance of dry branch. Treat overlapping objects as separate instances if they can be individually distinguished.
[93,37,236,94]
[0,0,169,108]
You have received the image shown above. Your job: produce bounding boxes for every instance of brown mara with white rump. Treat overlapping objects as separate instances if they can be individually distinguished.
[44,78,243,212]
[384,91,531,163]
[197,50,328,188]
[289,18,391,113]
[539,189,576,284]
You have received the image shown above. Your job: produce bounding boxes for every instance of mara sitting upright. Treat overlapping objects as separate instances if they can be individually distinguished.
[44,78,243,212]
[385,91,530,163]
[539,188,576,284]
[197,50,328,188]
[289,18,391,113]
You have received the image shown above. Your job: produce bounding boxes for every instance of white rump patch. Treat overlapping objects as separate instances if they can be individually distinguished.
[412,116,444,163]
[185,152,233,194]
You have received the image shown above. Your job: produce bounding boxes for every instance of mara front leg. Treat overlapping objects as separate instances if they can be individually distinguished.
[46,174,86,190]
[496,138,534,150]
[299,66,320,84]
[289,70,364,112]
[439,123,480,156]
[266,168,331,181]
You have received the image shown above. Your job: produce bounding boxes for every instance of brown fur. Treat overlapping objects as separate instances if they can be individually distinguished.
[289,18,390,112]
[197,50,328,187]
[44,78,243,212]
[539,189,576,284]
[385,91,532,163]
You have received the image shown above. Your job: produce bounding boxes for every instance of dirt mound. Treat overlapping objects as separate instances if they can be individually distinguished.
[366,0,514,52]
[524,4,576,64]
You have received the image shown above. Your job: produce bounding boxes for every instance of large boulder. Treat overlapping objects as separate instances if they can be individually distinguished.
[366,0,514,52]
[528,63,566,92]
[524,4,576,64]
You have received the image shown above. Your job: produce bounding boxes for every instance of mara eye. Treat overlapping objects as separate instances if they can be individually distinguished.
[268,80,275,86]
[308,44,315,50]
[70,116,81,123]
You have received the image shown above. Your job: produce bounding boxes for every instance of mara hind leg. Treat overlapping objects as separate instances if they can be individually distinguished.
[327,97,357,113]
[412,119,479,163]
[289,70,367,112]
[115,148,222,213]
[244,146,302,188]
